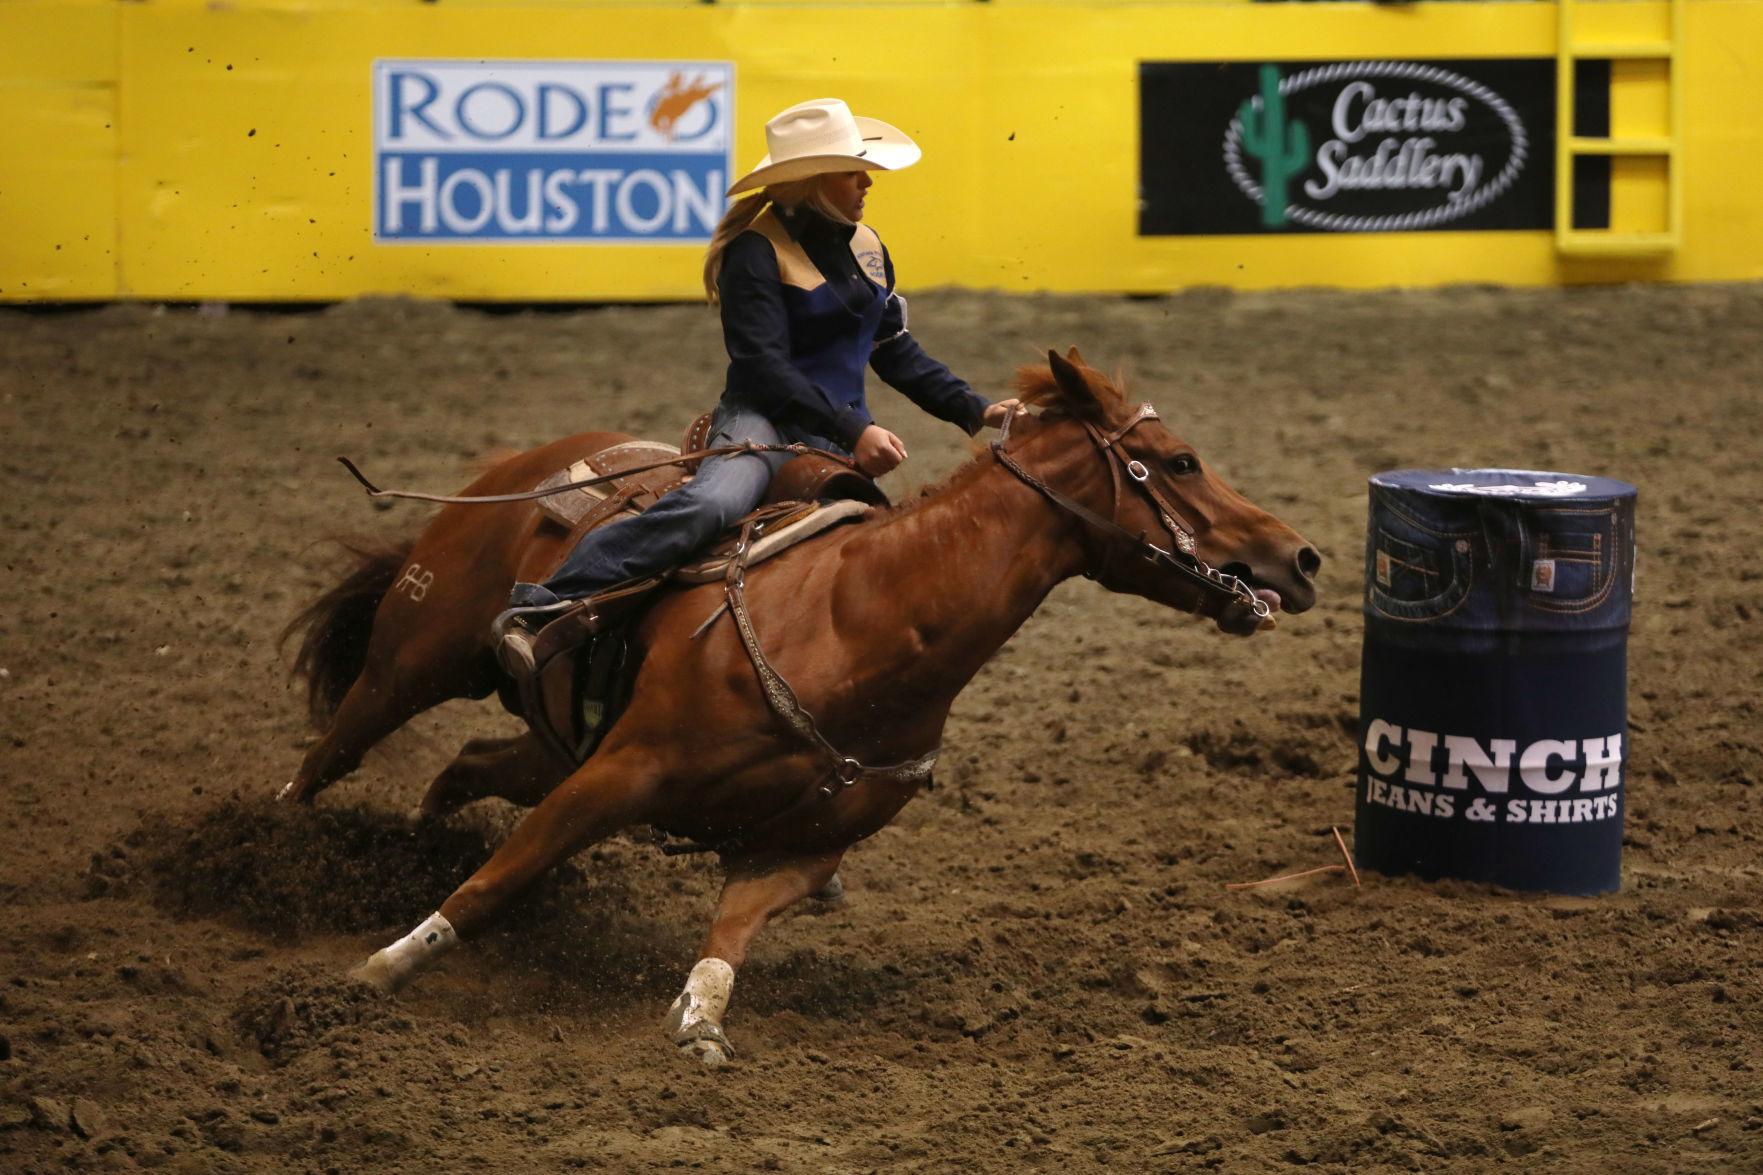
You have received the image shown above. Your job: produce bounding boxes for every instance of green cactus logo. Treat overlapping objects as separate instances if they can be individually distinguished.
[1237,65,1311,228]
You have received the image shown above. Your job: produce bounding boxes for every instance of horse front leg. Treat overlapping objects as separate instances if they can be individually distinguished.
[665,847,845,1067]
[351,749,660,994]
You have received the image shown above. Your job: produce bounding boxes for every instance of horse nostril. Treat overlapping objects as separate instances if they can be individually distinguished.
[1295,546,1322,579]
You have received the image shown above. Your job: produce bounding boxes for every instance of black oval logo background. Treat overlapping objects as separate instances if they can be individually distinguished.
[1139,58,1599,236]
[1225,62,1526,231]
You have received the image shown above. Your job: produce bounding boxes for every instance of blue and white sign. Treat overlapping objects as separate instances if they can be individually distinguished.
[373,60,734,243]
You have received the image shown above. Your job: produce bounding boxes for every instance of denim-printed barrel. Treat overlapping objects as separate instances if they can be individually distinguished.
[1354,468,1638,894]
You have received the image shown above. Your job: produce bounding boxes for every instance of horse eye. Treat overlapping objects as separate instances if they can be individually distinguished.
[1169,454,1200,475]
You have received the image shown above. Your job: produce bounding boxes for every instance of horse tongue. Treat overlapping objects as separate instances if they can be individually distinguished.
[1248,588,1282,632]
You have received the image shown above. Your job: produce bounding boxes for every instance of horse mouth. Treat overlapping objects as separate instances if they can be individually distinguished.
[1203,563,1281,636]
[1209,585,1279,636]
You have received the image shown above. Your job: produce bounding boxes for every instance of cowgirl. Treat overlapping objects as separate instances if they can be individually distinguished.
[500,98,1018,664]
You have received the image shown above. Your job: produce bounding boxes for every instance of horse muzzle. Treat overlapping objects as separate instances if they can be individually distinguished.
[1211,544,1321,635]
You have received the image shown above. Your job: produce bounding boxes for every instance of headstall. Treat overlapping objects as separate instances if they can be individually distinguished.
[990,404,1272,622]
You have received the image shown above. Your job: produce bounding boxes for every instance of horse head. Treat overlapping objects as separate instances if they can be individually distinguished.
[1006,347,1321,635]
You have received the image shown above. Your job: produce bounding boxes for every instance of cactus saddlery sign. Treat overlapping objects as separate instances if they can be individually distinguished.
[1139,59,1582,236]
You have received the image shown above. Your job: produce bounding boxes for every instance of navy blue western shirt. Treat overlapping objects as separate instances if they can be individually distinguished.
[716,203,989,450]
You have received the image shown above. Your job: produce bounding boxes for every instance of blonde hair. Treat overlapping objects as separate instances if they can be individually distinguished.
[702,175,857,302]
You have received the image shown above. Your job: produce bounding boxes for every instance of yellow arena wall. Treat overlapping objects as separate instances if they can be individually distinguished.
[2,0,1760,301]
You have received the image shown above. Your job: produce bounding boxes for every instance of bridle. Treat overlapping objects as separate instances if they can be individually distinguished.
[990,403,1273,622]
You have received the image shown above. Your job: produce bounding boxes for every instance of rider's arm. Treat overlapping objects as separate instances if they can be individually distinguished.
[719,233,874,449]
[867,244,991,436]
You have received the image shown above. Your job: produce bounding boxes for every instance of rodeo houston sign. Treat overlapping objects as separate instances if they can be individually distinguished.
[1140,59,1590,235]
[373,60,734,243]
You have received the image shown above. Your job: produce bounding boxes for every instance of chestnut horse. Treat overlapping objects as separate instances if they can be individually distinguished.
[281,349,1320,1065]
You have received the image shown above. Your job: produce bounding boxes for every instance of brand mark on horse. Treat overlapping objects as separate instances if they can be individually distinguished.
[394,564,435,602]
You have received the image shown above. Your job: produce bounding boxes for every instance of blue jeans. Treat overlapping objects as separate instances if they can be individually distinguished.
[538,402,841,600]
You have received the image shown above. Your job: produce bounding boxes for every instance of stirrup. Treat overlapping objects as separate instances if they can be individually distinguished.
[490,599,576,644]
[493,596,615,686]
[496,627,539,679]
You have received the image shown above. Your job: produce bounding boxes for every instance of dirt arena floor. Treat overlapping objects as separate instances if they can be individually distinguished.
[3,283,1761,1173]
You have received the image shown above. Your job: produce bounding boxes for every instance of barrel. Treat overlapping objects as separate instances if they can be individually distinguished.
[1353,468,1637,894]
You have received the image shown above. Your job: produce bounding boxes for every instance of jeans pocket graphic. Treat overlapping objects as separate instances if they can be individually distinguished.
[1367,512,1475,623]
[1522,505,1617,613]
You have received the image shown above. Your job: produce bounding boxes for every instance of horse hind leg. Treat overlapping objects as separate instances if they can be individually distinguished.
[280,633,494,804]
[413,733,565,822]
[352,748,660,994]
[279,667,447,804]
[280,539,497,804]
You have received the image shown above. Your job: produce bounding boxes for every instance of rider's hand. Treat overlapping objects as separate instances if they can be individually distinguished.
[854,424,908,478]
[983,399,1025,428]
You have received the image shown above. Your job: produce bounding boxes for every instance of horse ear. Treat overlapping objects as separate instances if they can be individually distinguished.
[1065,345,1087,367]
[1046,349,1103,418]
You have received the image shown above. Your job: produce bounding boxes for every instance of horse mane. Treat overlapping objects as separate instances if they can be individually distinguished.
[872,450,994,523]
[1014,364,1063,407]
[872,357,1126,525]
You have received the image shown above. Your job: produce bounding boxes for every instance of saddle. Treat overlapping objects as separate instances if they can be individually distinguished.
[529,412,885,535]
[504,413,886,769]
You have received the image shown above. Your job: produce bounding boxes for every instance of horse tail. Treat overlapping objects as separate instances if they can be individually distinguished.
[280,539,413,730]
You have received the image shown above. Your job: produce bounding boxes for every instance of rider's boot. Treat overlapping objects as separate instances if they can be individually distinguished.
[492,583,571,680]
[493,577,663,683]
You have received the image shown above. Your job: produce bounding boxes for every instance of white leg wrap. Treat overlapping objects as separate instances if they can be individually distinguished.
[352,912,458,994]
[681,957,735,1026]
[664,957,736,1067]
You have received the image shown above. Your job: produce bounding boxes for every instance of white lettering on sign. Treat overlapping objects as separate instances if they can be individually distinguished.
[1329,82,1469,141]
[1364,720,1623,797]
[1305,80,1483,202]
[1364,776,1459,818]
[373,60,734,243]
[1506,795,1622,824]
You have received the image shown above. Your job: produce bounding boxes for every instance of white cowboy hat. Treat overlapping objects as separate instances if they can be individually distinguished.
[726,98,921,196]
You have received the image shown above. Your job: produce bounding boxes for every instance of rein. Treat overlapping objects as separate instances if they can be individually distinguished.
[990,405,1272,622]
[334,441,859,507]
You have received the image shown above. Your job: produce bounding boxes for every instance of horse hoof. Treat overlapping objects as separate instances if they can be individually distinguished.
[665,995,735,1068]
[811,872,845,903]
[671,1020,734,1069]
[680,1036,731,1068]
[348,954,399,996]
